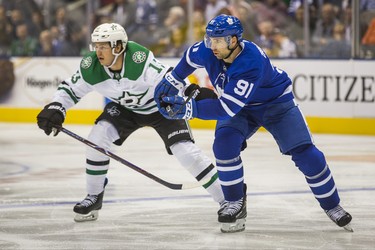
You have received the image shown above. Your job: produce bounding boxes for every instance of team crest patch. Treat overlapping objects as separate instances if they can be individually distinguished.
[132,51,146,63]
[81,56,92,69]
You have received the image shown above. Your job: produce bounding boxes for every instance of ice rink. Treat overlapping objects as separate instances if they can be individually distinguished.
[0,122,374,250]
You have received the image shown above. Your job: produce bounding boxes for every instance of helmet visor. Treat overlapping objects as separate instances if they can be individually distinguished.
[89,42,112,52]
[204,35,231,49]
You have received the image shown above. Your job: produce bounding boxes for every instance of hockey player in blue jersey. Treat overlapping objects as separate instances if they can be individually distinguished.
[154,14,352,233]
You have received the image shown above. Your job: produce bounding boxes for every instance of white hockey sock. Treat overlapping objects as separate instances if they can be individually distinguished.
[170,141,224,204]
[86,173,107,195]
[85,121,120,195]
[204,178,225,204]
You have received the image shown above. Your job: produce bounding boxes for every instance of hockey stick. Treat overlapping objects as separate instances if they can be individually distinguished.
[53,126,212,190]
[165,88,200,117]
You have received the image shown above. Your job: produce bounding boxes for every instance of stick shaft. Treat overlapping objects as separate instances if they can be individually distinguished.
[57,126,208,190]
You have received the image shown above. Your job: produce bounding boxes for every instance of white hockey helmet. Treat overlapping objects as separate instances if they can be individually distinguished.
[91,23,128,49]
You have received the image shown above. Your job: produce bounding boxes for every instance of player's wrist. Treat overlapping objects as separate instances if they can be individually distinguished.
[165,71,185,90]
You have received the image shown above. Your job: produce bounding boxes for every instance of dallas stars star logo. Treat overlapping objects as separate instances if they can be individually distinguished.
[116,90,148,107]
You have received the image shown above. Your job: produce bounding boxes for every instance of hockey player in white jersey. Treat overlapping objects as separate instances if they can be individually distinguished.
[154,14,353,233]
[36,23,224,222]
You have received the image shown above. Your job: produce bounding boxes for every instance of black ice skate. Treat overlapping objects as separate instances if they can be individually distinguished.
[73,178,108,222]
[218,184,247,233]
[325,204,353,232]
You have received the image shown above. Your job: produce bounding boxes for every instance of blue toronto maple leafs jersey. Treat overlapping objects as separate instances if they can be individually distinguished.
[173,40,293,120]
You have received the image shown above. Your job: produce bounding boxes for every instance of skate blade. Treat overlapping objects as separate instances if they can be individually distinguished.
[220,218,246,233]
[74,210,99,222]
[343,223,354,232]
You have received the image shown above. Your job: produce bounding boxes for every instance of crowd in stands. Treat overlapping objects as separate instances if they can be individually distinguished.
[0,0,375,59]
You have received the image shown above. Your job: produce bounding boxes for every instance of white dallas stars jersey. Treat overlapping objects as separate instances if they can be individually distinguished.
[52,41,169,115]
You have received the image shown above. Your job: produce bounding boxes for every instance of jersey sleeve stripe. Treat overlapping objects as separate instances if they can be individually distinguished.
[280,84,293,97]
[219,99,236,117]
[186,46,204,69]
[221,93,246,107]
[57,86,80,104]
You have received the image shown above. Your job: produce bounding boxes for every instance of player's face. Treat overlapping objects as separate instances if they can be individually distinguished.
[93,42,114,66]
[206,36,231,59]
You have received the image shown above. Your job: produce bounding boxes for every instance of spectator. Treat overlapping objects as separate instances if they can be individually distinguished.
[0,5,12,56]
[323,0,343,18]
[28,10,46,39]
[49,25,74,56]
[9,8,24,39]
[287,5,318,57]
[153,6,186,55]
[216,6,235,16]
[254,20,278,57]
[99,0,158,40]
[360,0,375,11]
[341,4,352,42]
[11,23,38,56]
[273,29,298,58]
[235,0,257,41]
[312,3,340,53]
[205,0,228,22]
[315,22,351,58]
[192,9,206,42]
[264,0,288,14]
[164,6,186,31]
[134,0,158,27]
[288,0,320,17]
[36,29,59,56]
[160,26,189,57]
[104,0,137,29]
[251,0,289,29]
[51,6,76,43]
[127,0,159,47]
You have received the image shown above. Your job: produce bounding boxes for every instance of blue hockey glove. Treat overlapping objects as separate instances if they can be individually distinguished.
[154,71,186,109]
[160,95,197,120]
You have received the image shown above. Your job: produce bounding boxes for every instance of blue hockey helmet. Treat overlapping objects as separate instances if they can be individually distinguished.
[205,14,243,40]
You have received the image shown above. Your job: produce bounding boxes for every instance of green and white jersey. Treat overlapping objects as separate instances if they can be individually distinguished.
[52,41,169,115]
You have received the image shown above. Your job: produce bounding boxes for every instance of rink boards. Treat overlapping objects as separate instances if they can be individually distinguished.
[0,57,374,135]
